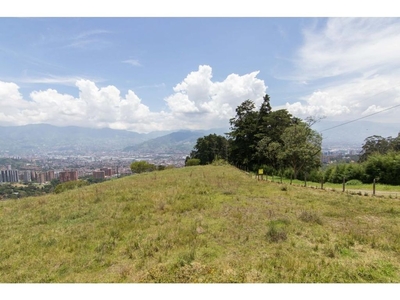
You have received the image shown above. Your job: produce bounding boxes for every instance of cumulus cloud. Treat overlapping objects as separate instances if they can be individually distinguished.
[0,65,267,132]
[286,73,400,122]
[287,18,400,123]
[165,65,266,119]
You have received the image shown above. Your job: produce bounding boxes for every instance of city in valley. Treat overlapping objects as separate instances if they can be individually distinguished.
[0,150,188,185]
[0,146,360,186]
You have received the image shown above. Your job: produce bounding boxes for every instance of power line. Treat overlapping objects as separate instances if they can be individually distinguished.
[320,103,400,133]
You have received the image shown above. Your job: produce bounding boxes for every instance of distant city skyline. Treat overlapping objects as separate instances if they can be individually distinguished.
[1,4,399,134]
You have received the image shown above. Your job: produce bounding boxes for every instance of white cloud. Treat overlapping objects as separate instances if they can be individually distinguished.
[0,65,267,132]
[165,65,266,118]
[297,18,400,80]
[18,75,98,86]
[122,59,141,67]
[287,18,400,123]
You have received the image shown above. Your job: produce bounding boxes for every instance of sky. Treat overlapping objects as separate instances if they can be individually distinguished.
[1,2,400,134]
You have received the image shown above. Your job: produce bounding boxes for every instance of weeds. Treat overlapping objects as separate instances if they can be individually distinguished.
[266,220,288,243]
[299,211,323,225]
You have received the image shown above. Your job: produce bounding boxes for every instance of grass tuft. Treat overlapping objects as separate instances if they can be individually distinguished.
[299,211,323,225]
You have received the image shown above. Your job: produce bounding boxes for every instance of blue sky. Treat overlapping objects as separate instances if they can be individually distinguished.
[1,4,400,133]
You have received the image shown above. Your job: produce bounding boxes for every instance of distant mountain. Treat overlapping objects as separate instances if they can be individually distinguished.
[0,124,169,155]
[124,128,229,154]
[313,120,400,148]
[4,120,390,156]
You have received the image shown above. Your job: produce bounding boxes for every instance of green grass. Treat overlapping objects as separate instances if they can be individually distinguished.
[1,165,400,282]
[260,175,400,197]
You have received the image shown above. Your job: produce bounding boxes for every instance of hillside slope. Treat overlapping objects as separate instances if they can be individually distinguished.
[1,165,400,282]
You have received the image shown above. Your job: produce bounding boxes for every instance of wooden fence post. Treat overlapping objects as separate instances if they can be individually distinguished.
[342,176,346,192]
[373,178,376,196]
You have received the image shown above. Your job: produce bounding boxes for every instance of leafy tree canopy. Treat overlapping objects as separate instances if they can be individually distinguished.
[189,134,229,165]
[130,161,156,174]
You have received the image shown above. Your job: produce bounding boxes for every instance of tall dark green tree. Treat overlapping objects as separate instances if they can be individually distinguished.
[190,134,229,165]
[228,99,259,170]
[255,109,293,168]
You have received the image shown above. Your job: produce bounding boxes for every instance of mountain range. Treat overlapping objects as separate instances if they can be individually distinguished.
[0,124,168,155]
[0,121,398,156]
[123,128,228,154]
[0,124,227,155]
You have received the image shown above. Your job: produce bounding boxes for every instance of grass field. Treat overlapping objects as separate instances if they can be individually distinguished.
[255,175,400,198]
[1,165,400,282]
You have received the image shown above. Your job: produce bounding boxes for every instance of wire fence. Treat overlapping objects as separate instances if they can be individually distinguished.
[252,173,400,199]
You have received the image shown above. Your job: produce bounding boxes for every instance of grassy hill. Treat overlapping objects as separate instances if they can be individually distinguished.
[1,165,400,283]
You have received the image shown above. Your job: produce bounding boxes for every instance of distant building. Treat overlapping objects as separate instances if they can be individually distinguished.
[100,168,113,177]
[0,169,19,183]
[23,171,32,183]
[31,171,38,182]
[46,170,55,182]
[93,171,105,179]
[38,172,46,184]
[59,170,78,183]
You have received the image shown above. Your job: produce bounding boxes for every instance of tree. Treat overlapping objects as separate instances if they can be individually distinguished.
[256,137,283,174]
[190,134,229,165]
[130,161,156,174]
[279,120,322,180]
[255,109,293,168]
[359,135,391,162]
[228,99,259,170]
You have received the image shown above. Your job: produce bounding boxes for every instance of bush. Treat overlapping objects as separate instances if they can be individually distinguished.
[185,159,201,166]
[266,220,289,243]
[323,163,366,184]
[130,160,156,173]
[364,152,400,185]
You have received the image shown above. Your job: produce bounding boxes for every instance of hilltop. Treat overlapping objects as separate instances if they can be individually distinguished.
[1,165,400,283]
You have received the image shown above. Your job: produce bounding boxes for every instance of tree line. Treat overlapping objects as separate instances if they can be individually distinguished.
[187,94,322,181]
[322,134,400,185]
[187,94,400,186]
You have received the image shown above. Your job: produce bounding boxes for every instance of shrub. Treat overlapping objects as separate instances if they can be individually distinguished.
[130,160,156,173]
[266,220,288,242]
[185,159,201,167]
